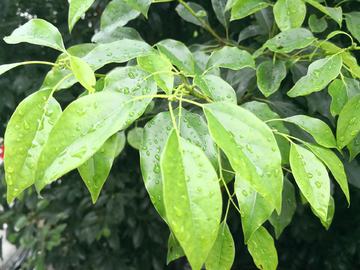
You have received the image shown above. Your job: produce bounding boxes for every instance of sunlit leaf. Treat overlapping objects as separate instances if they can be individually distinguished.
[311,195,335,230]
[309,14,327,33]
[256,60,286,97]
[68,0,95,33]
[231,0,269,20]
[70,56,96,93]
[166,232,185,264]
[274,0,306,31]
[127,127,143,150]
[4,89,62,203]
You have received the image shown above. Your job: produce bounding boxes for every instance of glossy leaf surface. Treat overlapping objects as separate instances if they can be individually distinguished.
[125,0,153,17]
[263,28,316,53]
[161,130,222,270]
[328,79,352,116]
[309,14,327,33]
[4,19,65,52]
[34,92,134,192]
[256,60,286,97]
[175,2,210,28]
[289,144,330,221]
[268,178,296,238]
[127,127,143,150]
[304,142,350,204]
[287,55,342,97]
[70,56,96,93]
[205,221,235,270]
[346,12,360,43]
[68,0,95,33]
[194,74,237,104]
[235,175,274,243]
[4,89,62,203]
[231,0,269,20]
[211,0,231,30]
[347,132,360,161]
[247,226,278,270]
[274,0,306,31]
[306,0,342,27]
[204,102,283,212]
[167,232,185,264]
[312,196,334,230]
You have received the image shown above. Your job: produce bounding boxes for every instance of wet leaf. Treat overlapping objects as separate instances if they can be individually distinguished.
[274,0,306,31]
[204,102,283,213]
[256,60,286,97]
[127,127,143,150]
[347,132,360,161]
[175,2,210,28]
[306,0,342,27]
[205,221,235,270]
[4,89,62,203]
[161,129,222,270]
[70,56,96,93]
[34,92,134,193]
[269,178,296,238]
[231,0,269,20]
[346,12,360,43]
[247,226,278,270]
[235,174,274,243]
[124,0,153,17]
[287,55,342,97]
[68,0,95,33]
[166,232,185,264]
[4,19,65,52]
[309,14,327,33]
[237,25,266,43]
[211,0,231,30]
[289,143,330,221]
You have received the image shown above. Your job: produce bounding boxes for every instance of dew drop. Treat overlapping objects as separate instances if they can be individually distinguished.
[153,163,160,173]
[315,181,321,188]
[242,190,248,196]
[71,146,87,159]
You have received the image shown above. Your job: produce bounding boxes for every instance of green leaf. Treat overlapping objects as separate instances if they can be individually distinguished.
[4,89,62,203]
[306,0,342,27]
[204,102,283,212]
[347,132,360,161]
[175,2,210,28]
[287,55,342,97]
[4,19,65,52]
[68,0,95,33]
[34,92,134,193]
[157,39,195,75]
[328,79,349,116]
[212,0,231,30]
[255,6,274,33]
[283,115,336,148]
[103,66,157,129]
[114,131,126,158]
[161,129,222,270]
[167,232,185,264]
[289,143,330,221]
[140,108,218,221]
[263,28,316,53]
[273,0,306,31]
[127,127,143,150]
[70,56,96,93]
[256,60,286,97]
[237,25,266,43]
[337,94,360,148]
[78,133,121,203]
[231,0,270,20]
[124,0,153,17]
[194,74,237,104]
[247,226,278,270]
[225,0,237,11]
[92,27,143,44]
[311,195,334,229]
[242,101,290,165]
[206,46,255,71]
[205,221,235,270]
[346,12,360,43]
[235,174,274,243]
[304,142,350,204]
[138,52,174,95]
[308,14,327,33]
[269,178,296,239]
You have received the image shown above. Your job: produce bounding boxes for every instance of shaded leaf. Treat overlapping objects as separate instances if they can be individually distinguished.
[346,12,360,43]
[127,127,143,150]
[311,194,335,229]
[231,0,269,20]
[347,132,360,161]
[92,27,143,44]
[238,25,266,43]
[274,0,306,31]
[166,232,185,265]
[212,0,231,30]
[309,14,327,33]
[125,0,153,17]
[256,60,286,97]
[306,0,342,27]
[68,0,95,33]
[175,2,210,28]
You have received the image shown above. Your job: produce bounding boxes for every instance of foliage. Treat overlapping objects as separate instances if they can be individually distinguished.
[2,0,360,269]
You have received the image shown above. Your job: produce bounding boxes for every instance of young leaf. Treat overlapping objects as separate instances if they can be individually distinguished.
[34,92,134,193]
[124,0,153,17]
[167,232,185,265]
[247,226,278,270]
[287,55,342,97]
[235,174,274,243]
[206,46,255,71]
[204,102,283,213]
[138,52,174,95]
[306,0,342,27]
[70,56,96,93]
[283,115,337,148]
[175,2,210,28]
[161,129,222,270]
[304,142,350,204]
[4,19,65,52]
[68,0,96,33]
[211,0,231,30]
[231,0,269,20]
[345,12,360,43]
[336,94,360,148]
[127,127,143,150]
[268,178,296,239]
[157,39,195,75]
[78,132,123,203]
[205,221,235,270]
[273,0,306,31]
[194,74,237,104]
[4,89,62,203]
[263,28,316,53]
[308,14,327,33]
[289,143,330,221]
[256,60,286,97]
[140,108,217,221]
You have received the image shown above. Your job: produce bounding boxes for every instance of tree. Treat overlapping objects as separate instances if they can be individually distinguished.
[2,0,360,269]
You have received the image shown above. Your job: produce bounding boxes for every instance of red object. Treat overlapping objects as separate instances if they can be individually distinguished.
[0,143,4,165]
